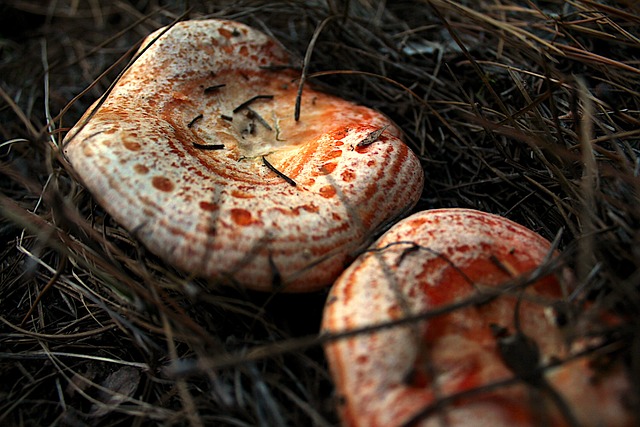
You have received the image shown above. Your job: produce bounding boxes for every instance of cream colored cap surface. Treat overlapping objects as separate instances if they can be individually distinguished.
[64,19,424,292]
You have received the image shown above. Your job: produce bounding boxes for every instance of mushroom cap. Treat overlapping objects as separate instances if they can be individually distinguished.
[322,209,632,426]
[63,19,424,292]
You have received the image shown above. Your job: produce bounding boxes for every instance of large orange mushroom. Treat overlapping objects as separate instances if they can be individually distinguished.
[322,209,632,426]
[63,19,424,292]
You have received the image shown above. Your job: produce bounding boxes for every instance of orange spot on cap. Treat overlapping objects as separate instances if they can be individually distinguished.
[322,162,337,174]
[152,176,174,192]
[122,138,141,151]
[319,185,336,198]
[218,27,234,39]
[341,169,356,182]
[134,164,149,174]
[199,201,218,212]
[330,128,349,140]
[231,189,255,199]
[231,208,254,226]
[325,150,342,160]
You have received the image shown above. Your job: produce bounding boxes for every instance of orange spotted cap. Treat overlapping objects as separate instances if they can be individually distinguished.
[63,19,424,292]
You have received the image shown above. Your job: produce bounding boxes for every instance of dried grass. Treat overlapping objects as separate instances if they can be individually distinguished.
[1,0,639,425]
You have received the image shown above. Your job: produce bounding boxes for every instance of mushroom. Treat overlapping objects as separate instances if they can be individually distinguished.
[63,19,424,292]
[322,209,632,426]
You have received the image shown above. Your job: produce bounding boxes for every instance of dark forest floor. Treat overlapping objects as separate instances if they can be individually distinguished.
[1,1,639,426]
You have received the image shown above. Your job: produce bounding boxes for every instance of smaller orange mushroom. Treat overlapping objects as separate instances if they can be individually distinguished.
[322,209,632,426]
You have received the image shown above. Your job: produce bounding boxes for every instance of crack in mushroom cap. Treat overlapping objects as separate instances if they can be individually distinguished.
[63,19,424,292]
[322,209,632,427]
